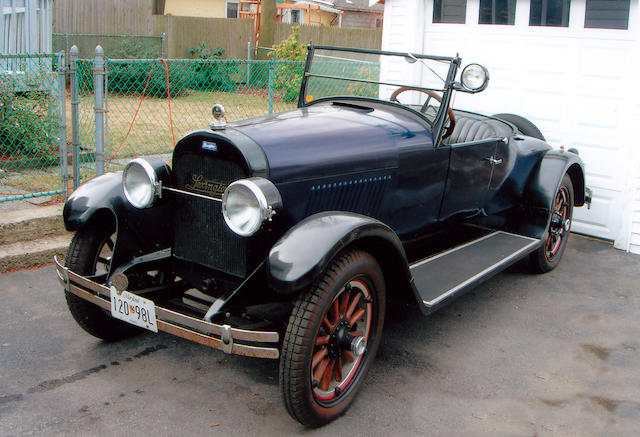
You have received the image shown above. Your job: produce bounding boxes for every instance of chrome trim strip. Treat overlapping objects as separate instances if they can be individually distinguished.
[55,258,280,359]
[162,186,222,202]
[422,239,539,307]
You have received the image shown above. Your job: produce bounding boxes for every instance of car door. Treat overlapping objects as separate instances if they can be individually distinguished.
[438,138,501,221]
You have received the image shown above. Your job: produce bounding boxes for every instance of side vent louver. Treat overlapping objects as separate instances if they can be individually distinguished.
[305,176,391,217]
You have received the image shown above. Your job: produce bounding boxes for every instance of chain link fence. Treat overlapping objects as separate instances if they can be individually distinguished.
[0,46,381,202]
[0,53,65,202]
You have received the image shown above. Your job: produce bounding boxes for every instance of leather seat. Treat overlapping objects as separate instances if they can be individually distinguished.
[444,114,512,145]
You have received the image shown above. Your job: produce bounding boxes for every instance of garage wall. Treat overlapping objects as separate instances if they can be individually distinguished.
[632,168,640,253]
[381,0,640,252]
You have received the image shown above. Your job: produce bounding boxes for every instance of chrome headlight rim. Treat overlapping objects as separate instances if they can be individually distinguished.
[122,158,160,209]
[460,63,489,93]
[222,178,281,237]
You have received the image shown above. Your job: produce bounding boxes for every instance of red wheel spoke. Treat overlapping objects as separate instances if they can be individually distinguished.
[331,298,340,324]
[313,357,330,383]
[339,290,350,316]
[316,335,330,346]
[322,317,333,331]
[312,348,328,368]
[345,293,361,318]
[343,350,354,362]
[350,331,363,337]
[320,360,335,391]
[334,357,343,382]
[349,308,366,326]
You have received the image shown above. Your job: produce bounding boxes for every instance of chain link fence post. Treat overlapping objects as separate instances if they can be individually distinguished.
[161,33,166,58]
[268,59,274,115]
[57,51,68,196]
[247,41,252,85]
[93,45,105,176]
[69,45,80,189]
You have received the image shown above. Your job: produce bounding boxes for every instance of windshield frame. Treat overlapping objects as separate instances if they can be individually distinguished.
[298,45,461,145]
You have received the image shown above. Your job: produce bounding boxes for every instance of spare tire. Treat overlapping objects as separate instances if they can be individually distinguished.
[492,113,545,141]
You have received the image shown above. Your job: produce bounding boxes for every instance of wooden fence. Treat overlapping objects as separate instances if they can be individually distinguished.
[52,0,381,59]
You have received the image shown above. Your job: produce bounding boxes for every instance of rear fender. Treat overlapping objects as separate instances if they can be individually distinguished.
[267,212,412,296]
[512,151,585,239]
[63,172,172,268]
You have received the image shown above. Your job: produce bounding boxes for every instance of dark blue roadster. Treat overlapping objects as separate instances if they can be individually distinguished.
[55,46,591,427]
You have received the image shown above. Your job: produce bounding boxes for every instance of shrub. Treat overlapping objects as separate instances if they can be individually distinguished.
[269,26,306,102]
[186,43,235,92]
[0,75,59,168]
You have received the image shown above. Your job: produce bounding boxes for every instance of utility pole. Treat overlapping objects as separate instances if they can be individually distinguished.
[257,0,276,58]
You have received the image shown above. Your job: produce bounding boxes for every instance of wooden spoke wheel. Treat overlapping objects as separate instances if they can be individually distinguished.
[280,249,385,427]
[530,174,574,273]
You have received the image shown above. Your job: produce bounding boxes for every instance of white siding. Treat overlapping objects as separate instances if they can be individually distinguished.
[382,0,640,249]
[630,164,640,254]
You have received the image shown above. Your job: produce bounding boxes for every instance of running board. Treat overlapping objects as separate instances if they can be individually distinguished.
[410,231,540,314]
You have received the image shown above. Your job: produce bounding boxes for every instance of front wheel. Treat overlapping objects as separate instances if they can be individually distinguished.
[530,174,574,273]
[279,249,385,427]
[65,219,141,341]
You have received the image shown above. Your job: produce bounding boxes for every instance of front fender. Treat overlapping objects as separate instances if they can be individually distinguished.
[63,172,172,268]
[267,212,409,294]
[513,150,585,239]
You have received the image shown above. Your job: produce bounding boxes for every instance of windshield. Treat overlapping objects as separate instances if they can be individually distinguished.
[301,46,460,130]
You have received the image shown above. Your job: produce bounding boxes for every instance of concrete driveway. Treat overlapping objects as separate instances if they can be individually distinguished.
[1,235,638,436]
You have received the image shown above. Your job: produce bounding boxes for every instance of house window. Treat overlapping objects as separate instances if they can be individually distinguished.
[529,0,570,26]
[584,0,630,29]
[153,0,165,15]
[479,0,516,24]
[291,10,303,24]
[227,1,239,18]
[433,0,467,24]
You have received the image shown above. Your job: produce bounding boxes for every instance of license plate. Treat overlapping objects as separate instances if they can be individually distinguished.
[110,286,158,333]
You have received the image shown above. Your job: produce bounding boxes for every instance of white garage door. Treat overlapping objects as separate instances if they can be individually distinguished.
[382,0,639,243]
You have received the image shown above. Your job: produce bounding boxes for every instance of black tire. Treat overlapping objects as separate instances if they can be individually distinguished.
[280,249,385,427]
[65,219,141,341]
[530,174,573,273]
[492,113,545,141]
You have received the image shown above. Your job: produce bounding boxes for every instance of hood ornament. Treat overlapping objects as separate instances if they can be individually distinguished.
[210,103,227,130]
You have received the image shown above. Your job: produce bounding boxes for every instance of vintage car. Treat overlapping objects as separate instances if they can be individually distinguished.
[55,46,591,427]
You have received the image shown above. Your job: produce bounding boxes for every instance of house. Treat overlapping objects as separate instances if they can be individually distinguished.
[163,0,381,28]
[334,0,383,28]
[374,0,640,254]
[1,0,53,54]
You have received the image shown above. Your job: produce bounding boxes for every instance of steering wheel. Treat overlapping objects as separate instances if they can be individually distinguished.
[389,86,456,139]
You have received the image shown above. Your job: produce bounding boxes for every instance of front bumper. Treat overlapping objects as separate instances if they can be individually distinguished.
[55,257,280,359]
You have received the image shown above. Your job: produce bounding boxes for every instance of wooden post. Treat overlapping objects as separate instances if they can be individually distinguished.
[257,0,276,58]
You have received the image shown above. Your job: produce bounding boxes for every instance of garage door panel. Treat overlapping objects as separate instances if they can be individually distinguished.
[572,187,619,240]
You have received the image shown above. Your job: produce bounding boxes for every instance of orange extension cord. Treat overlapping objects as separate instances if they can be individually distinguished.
[105,58,176,170]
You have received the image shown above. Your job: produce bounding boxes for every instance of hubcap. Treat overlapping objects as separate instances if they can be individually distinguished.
[311,280,372,401]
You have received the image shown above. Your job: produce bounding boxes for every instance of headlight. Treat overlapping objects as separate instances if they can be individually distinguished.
[222,178,282,237]
[460,63,489,92]
[122,158,167,208]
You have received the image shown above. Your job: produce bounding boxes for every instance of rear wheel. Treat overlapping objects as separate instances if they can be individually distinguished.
[280,249,385,427]
[530,174,574,273]
[65,219,141,341]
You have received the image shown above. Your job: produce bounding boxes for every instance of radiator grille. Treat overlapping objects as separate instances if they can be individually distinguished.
[172,152,248,277]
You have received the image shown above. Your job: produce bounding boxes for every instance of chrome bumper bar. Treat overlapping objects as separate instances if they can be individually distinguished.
[54,257,280,359]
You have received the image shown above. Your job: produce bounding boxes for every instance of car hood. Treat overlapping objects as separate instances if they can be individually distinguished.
[229,101,431,182]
